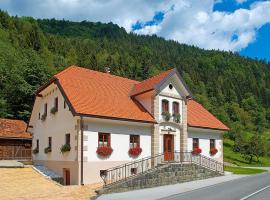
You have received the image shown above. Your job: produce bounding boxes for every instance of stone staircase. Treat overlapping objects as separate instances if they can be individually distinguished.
[96,152,224,194]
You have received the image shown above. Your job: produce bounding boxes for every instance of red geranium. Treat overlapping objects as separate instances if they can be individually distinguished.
[192,147,202,154]
[96,146,113,157]
[210,148,218,155]
[128,146,142,157]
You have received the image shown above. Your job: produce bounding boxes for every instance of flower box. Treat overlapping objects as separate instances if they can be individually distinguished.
[128,146,142,157]
[192,147,202,154]
[61,143,71,153]
[44,146,51,154]
[50,107,58,114]
[210,148,218,155]
[33,148,39,154]
[96,146,113,157]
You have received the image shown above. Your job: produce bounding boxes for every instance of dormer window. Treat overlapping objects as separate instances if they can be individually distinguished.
[162,100,169,113]
[169,84,173,90]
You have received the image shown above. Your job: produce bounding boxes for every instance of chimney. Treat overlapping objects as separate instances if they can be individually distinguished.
[105,67,111,74]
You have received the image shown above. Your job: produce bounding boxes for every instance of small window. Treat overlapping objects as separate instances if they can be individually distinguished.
[173,102,179,114]
[169,84,173,89]
[64,101,66,109]
[54,97,58,111]
[162,100,169,112]
[48,137,52,149]
[44,103,48,115]
[38,113,40,119]
[98,133,110,147]
[66,133,70,145]
[210,139,215,149]
[130,135,140,148]
[36,139,39,151]
[193,138,199,150]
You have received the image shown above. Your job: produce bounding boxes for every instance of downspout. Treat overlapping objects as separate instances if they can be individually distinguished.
[80,116,84,185]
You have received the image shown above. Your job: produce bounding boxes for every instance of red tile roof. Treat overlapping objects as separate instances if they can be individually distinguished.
[187,100,229,131]
[0,119,32,139]
[54,66,155,123]
[130,68,174,96]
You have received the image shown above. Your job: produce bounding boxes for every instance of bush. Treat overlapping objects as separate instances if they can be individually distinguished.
[41,113,47,121]
[173,113,181,123]
[33,148,39,154]
[44,146,51,154]
[50,107,58,114]
[162,111,171,121]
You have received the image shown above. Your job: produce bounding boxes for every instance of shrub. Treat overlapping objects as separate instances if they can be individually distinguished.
[41,113,47,121]
[173,113,181,123]
[50,107,58,114]
[33,148,39,154]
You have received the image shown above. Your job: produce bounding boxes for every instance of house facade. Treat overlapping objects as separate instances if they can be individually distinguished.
[28,66,229,185]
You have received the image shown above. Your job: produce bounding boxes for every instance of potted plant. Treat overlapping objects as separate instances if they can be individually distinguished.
[44,146,52,154]
[210,148,218,155]
[41,113,47,121]
[33,147,39,154]
[61,143,71,153]
[173,113,181,123]
[96,146,113,157]
[128,146,142,157]
[192,147,202,155]
[50,106,58,114]
[161,111,171,121]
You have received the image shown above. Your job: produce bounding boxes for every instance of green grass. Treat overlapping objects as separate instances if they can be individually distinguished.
[224,136,270,167]
[224,166,267,174]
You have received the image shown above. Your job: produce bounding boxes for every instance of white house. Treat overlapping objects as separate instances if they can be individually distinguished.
[28,66,229,185]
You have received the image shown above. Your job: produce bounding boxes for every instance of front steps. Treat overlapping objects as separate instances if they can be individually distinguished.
[96,163,222,194]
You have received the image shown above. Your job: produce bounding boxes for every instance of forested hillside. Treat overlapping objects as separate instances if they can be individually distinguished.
[1,10,270,145]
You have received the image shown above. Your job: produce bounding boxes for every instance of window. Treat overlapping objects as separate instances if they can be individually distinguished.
[98,133,110,147]
[210,139,215,149]
[173,102,179,114]
[48,137,52,149]
[54,97,58,111]
[64,101,66,109]
[36,139,39,151]
[66,134,70,145]
[130,135,140,148]
[162,99,169,112]
[38,113,40,120]
[193,138,199,150]
[169,84,173,89]
[44,103,47,115]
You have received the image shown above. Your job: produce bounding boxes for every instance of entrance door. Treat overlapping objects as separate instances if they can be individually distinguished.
[163,134,174,161]
[63,168,70,185]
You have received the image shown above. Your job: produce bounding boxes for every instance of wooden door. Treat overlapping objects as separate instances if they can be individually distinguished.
[63,169,70,185]
[164,134,174,161]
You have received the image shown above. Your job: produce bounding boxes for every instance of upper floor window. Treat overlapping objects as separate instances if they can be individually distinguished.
[48,137,52,149]
[66,133,70,145]
[210,139,215,149]
[36,139,39,151]
[44,103,47,116]
[54,97,58,111]
[173,102,179,114]
[162,99,169,113]
[98,133,110,147]
[130,135,140,148]
[64,101,66,109]
[193,138,199,150]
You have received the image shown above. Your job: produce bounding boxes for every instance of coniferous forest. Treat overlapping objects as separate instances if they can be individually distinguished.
[1,10,270,159]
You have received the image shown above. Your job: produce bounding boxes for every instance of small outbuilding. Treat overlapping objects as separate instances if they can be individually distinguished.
[0,118,32,161]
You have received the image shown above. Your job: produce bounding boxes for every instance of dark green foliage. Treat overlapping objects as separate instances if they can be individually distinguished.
[0,10,270,142]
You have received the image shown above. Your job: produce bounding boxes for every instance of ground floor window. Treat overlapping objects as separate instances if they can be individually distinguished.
[98,133,110,147]
[130,135,140,147]
[192,138,199,150]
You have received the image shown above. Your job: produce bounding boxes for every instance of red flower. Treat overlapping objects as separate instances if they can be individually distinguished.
[210,148,218,155]
[128,146,142,157]
[192,147,202,154]
[96,146,113,157]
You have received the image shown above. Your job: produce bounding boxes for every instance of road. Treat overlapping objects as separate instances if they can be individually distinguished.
[159,171,270,200]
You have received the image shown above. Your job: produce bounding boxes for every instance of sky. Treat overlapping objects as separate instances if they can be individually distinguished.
[0,0,270,61]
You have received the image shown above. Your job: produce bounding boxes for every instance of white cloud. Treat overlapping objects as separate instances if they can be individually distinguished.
[0,0,270,51]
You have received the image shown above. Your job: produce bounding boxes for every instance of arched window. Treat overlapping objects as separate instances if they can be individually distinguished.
[173,102,179,114]
[162,99,169,113]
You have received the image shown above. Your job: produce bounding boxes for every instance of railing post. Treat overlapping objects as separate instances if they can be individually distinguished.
[142,159,144,174]
[125,164,127,180]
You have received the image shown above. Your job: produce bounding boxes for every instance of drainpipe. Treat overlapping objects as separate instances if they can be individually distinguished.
[80,116,84,185]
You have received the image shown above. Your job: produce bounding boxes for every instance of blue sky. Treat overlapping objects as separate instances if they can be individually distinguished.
[0,0,270,61]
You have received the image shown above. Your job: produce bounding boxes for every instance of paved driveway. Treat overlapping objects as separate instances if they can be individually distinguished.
[0,167,101,200]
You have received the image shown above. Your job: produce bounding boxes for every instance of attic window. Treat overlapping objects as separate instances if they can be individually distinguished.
[169,84,173,90]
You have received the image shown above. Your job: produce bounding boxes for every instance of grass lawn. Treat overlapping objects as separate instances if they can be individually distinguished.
[223,138,270,167]
[224,166,267,174]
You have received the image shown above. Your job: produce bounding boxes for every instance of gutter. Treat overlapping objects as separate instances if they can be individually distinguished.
[80,116,84,185]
